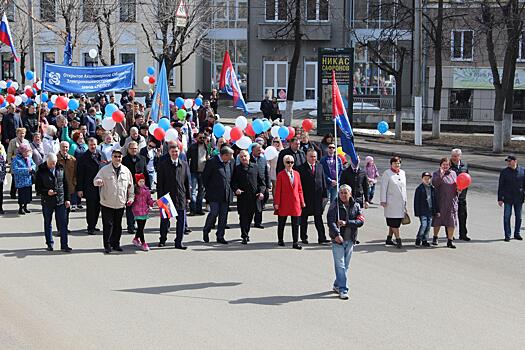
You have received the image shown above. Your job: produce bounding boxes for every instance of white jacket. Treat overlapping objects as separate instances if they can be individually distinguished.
[380,168,407,218]
[94,163,134,209]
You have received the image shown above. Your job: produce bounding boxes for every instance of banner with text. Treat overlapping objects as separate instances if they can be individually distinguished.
[453,67,525,90]
[42,63,134,93]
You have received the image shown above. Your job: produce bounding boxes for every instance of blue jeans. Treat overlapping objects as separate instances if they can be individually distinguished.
[332,240,354,294]
[328,186,338,204]
[504,202,523,238]
[369,184,376,202]
[147,170,156,191]
[416,216,432,241]
[203,201,229,239]
[43,204,68,248]
[190,172,204,214]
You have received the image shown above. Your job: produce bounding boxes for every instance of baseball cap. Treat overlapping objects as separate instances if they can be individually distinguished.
[421,171,432,178]
[112,148,123,155]
[505,155,517,161]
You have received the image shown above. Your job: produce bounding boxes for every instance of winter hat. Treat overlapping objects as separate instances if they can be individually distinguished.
[134,173,145,183]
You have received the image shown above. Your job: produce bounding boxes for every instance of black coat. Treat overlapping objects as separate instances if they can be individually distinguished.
[122,154,150,187]
[413,183,440,217]
[186,142,209,173]
[1,113,18,144]
[231,162,265,215]
[156,158,191,210]
[22,113,39,140]
[202,155,234,203]
[276,147,306,175]
[139,147,160,172]
[298,161,327,216]
[76,149,102,200]
[340,166,369,204]
[35,163,70,207]
[498,166,525,204]
[260,99,273,118]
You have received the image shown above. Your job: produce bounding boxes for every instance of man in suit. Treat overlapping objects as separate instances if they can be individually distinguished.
[232,150,266,244]
[76,137,102,235]
[156,144,191,249]
[276,137,306,175]
[340,156,369,209]
[298,149,329,244]
[250,143,269,228]
[1,105,21,150]
[202,146,234,244]
[122,141,149,235]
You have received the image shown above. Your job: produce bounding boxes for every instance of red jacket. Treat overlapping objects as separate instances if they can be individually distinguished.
[274,169,305,217]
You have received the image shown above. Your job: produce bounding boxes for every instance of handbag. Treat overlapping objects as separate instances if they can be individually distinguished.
[401,211,411,225]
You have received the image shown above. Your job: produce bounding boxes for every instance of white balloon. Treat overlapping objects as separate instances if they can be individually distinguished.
[14,95,22,106]
[0,81,6,89]
[184,99,193,109]
[223,126,232,140]
[271,125,280,138]
[101,117,116,131]
[164,128,179,142]
[35,95,41,103]
[264,146,279,161]
[89,49,98,59]
[235,116,248,129]
[11,82,19,90]
[148,123,158,135]
[50,95,58,103]
[36,81,42,90]
[236,136,252,150]
[21,94,28,103]
[143,76,150,85]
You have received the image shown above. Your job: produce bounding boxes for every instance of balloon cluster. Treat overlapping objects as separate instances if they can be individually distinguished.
[147,117,179,142]
[215,116,274,151]
[175,97,202,119]
[0,72,45,108]
[143,66,156,85]
[270,124,295,141]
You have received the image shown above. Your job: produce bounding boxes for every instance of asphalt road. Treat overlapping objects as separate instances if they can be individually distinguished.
[1,153,524,350]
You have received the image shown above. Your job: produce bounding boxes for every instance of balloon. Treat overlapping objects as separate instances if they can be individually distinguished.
[50,95,58,103]
[271,125,280,138]
[89,49,98,58]
[105,103,118,116]
[11,82,18,90]
[128,90,136,98]
[21,94,28,103]
[213,123,225,138]
[6,94,15,104]
[148,123,158,135]
[148,76,156,85]
[252,119,264,134]
[165,128,179,142]
[248,142,259,154]
[143,76,150,85]
[25,71,34,81]
[112,110,125,123]
[175,97,184,109]
[457,173,472,191]
[337,146,344,156]
[235,116,248,129]
[264,146,279,161]
[41,93,48,102]
[146,66,155,76]
[223,126,232,140]
[177,109,187,120]
[0,81,6,89]
[68,99,79,110]
[245,123,255,137]
[230,127,243,141]
[263,120,272,132]
[184,99,193,109]
[0,101,5,108]
[6,80,11,88]
[286,126,295,141]
[101,117,116,131]
[7,86,16,95]
[153,128,166,141]
[54,96,67,110]
[278,126,289,140]
[47,101,53,109]
[158,117,171,131]
[377,121,389,134]
[195,97,202,107]
[236,136,252,150]
[24,88,33,97]
[0,95,4,105]
[35,95,41,103]
[36,81,42,90]
[14,95,22,106]
[302,118,314,132]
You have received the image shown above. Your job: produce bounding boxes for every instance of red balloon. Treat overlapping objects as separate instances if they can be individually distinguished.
[153,127,166,141]
[5,94,14,104]
[0,95,5,104]
[7,87,16,95]
[302,118,314,132]
[230,127,243,141]
[112,110,125,123]
[55,96,68,110]
[32,82,39,90]
[456,173,472,191]
[25,88,33,97]
[148,76,156,84]
[286,126,295,141]
[245,123,255,137]
[128,90,135,98]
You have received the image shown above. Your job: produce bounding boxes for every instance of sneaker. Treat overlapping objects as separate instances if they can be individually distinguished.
[514,235,523,241]
[415,238,421,247]
[141,243,150,251]
[422,241,431,247]
[77,204,84,210]
[332,287,339,294]
[70,205,77,212]
[339,292,349,300]
[132,238,141,247]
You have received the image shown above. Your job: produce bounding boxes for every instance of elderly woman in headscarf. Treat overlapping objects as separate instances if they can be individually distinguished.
[43,124,60,157]
[30,132,45,166]
[11,144,36,215]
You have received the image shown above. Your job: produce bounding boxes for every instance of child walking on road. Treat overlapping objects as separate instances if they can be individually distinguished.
[132,174,155,251]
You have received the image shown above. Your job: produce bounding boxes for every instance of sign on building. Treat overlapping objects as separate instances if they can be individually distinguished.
[453,67,525,90]
[317,47,353,135]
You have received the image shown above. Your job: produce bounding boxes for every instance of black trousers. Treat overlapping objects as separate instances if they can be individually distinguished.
[239,210,255,239]
[100,205,124,248]
[277,216,299,243]
[10,177,16,198]
[0,181,4,209]
[86,197,101,231]
[300,214,327,242]
[458,198,468,236]
[159,208,185,246]
[135,219,147,243]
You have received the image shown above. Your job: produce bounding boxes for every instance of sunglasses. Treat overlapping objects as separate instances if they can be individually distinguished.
[286,161,294,164]
[328,146,336,149]
[112,155,122,158]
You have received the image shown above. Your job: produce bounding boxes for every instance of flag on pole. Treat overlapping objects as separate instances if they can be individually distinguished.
[0,13,19,62]
[150,61,170,122]
[219,51,248,114]
[63,32,72,66]
[157,193,178,219]
[332,70,358,166]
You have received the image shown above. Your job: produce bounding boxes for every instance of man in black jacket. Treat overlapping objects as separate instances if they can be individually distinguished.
[35,153,72,252]
[156,144,191,249]
[76,138,102,235]
[340,158,369,209]
[140,139,161,191]
[1,105,21,150]
[22,105,39,140]
[497,155,525,242]
[202,146,234,244]
[298,149,329,244]
[186,132,209,215]
[276,137,306,175]
[450,148,470,241]
[232,150,266,244]
[122,141,149,234]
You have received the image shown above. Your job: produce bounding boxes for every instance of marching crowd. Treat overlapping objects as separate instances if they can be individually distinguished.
[1,89,524,300]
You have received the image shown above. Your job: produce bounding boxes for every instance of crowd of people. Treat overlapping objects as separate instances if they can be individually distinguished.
[1,88,524,300]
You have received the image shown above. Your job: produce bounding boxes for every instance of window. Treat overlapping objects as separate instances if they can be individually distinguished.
[519,33,525,62]
[513,90,525,120]
[1,53,14,80]
[213,0,247,28]
[266,0,287,21]
[83,52,98,67]
[120,53,136,85]
[367,0,395,29]
[451,30,473,61]
[449,89,472,120]
[40,0,56,22]
[120,0,136,22]
[353,43,395,96]
[304,61,317,99]
[83,0,97,22]
[41,52,55,72]
[306,0,328,21]
[264,61,288,99]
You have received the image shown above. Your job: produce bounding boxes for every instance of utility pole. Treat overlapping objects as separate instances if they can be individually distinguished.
[27,0,36,73]
[414,0,423,146]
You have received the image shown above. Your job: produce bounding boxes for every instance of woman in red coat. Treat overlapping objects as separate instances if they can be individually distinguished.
[274,154,305,249]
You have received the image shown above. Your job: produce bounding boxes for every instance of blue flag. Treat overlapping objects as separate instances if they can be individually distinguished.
[150,61,170,122]
[332,71,358,167]
[63,32,72,66]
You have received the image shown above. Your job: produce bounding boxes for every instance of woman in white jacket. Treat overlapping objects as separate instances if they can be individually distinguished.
[42,125,60,157]
[380,156,407,248]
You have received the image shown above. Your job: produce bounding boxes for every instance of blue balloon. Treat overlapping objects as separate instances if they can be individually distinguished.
[195,97,203,107]
[213,123,225,138]
[68,99,79,110]
[105,103,118,116]
[41,93,48,102]
[248,142,259,154]
[158,117,171,131]
[278,126,289,140]
[25,71,34,81]
[263,120,272,132]
[377,121,389,134]
[47,101,54,109]
[147,66,155,76]
[25,99,33,106]
[175,97,184,109]
[0,101,6,108]
[252,119,264,134]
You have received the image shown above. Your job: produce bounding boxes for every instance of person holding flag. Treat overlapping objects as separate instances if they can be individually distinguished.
[219,51,248,114]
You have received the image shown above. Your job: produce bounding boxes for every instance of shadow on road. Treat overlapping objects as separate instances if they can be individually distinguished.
[116,282,242,295]
[229,291,335,306]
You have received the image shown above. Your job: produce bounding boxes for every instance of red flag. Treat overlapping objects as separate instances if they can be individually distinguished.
[219,51,233,90]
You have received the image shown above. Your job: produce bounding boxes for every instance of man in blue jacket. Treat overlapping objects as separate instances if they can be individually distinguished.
[498,155,525,241]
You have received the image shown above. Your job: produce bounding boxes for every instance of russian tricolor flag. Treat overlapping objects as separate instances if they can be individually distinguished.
[219,51,248,114]
[332,70,358,167]
[0,13,19,62]
[157,193,177,219]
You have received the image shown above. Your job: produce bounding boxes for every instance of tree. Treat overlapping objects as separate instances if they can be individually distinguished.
[92,0,123,66]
